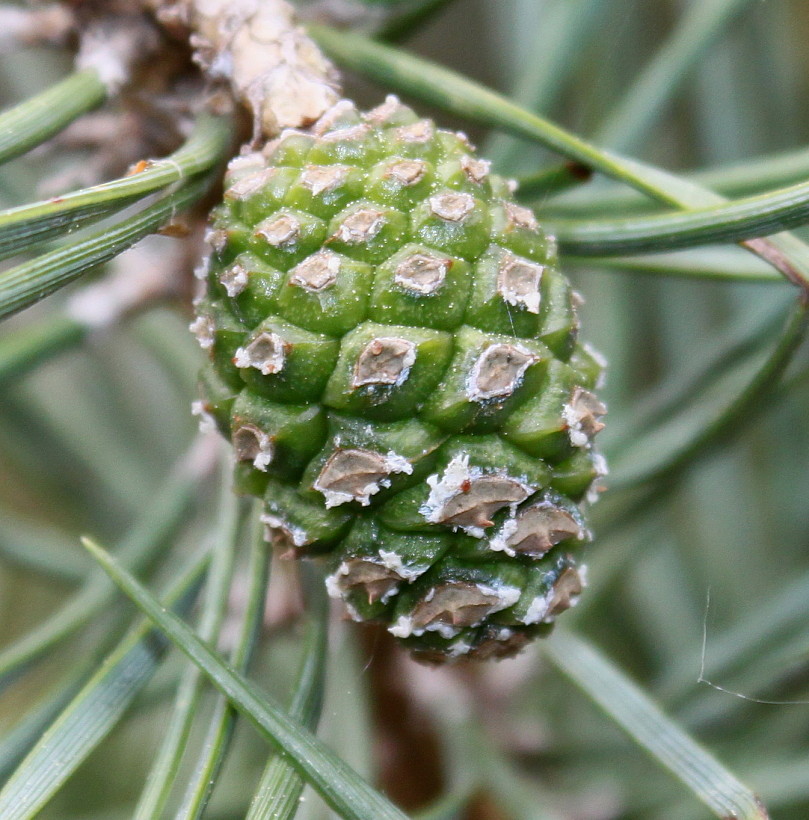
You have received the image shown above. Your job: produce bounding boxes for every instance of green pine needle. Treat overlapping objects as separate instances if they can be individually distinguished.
[0,178,209,321]
[173,508,270,820]
[246,565,329,820]
[0,70,107,166]
[0,554,210,820]
[548,178,809,255]
[0,459,201,690]
[544,631,768,820]
[80,536,409,820]
[0,112,232,262]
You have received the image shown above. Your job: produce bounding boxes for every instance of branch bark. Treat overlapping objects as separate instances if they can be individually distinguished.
[150,0,342,141]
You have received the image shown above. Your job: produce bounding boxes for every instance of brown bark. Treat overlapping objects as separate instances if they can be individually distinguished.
[359,625,446,812]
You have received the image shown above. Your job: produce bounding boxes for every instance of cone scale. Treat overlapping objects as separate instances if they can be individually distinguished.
[193,96,606,662]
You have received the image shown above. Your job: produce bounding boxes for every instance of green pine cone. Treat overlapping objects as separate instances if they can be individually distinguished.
[192,96,607,662]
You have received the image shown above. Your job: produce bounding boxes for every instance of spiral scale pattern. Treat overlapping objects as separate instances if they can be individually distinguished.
[193,96,606,662]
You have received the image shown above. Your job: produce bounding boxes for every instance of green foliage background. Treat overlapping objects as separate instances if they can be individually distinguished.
[1,1,809,818]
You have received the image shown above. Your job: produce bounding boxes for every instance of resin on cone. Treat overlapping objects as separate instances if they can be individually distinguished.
[192,96,607,662]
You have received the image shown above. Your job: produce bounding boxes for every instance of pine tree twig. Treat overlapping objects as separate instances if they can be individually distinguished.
[150,0,341,140]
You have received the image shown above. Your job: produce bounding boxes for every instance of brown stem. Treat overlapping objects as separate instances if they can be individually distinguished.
[359,625,446,812]
[743,237,809,304]
[464,791,511,820]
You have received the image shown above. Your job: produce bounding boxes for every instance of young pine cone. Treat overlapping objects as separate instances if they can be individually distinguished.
[192,96,607,663]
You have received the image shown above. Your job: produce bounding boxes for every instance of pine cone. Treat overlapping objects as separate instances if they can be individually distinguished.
[192,96,607,662]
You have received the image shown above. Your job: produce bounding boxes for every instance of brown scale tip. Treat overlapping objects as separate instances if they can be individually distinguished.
[319,123,372,144]
[429,192,475,223]
[233,331,288,375]
[332,208,386,244]
[408,582,506,631]
[467,343,539,401]
[364,95,410,125]
[394,252,450,295]
[260,513,308,552]
[504,201,540,232]
[300,164,351,196]
[385,159,428,187]
[546,566,585,617]
[314,448,413,508]
[352,337,416,387]
[311,100,360,135]
[497,254,544,314]
[205,228,228,253]
[408,626,534,665]
[460,155,491,184]
[565,387,607,446]
[499,503,583,558]
[394,119,434,144]
[465,628,534,661]
[433,475,530,530]
[224,167,278,201]
[189,315,215,351]
[255,214,301,247]
[329,559,402,605]
[289,250,340,292]
[219,261,249,297]
[571,388,607,437]
[232,424,273,471]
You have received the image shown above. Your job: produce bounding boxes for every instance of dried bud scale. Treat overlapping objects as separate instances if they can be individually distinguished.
[195,96,606,662]
[152,0,341,138]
